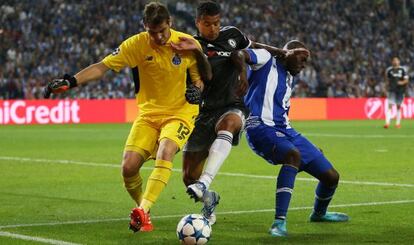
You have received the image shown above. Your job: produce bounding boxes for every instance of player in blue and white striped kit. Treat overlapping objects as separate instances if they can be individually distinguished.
[234,40,349,237]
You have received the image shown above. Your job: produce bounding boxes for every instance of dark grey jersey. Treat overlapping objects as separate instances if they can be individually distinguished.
[195,26,251,111]
[386,66,409,94]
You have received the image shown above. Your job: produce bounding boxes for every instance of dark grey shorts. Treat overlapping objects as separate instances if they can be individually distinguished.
[388,91,405,105]
[183,106,248,152]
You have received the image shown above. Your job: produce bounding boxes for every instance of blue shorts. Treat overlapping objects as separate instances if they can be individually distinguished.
[246,123,333,174]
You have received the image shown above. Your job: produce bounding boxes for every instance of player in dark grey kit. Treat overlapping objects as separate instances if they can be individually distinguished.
[384,57,409,128]
[180,1,251,224]
[177,1,298,224]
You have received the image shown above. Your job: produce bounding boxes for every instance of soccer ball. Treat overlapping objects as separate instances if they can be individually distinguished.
[176,214,211,245]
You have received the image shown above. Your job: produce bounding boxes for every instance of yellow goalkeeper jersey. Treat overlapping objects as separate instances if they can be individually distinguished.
[102,29,202,116]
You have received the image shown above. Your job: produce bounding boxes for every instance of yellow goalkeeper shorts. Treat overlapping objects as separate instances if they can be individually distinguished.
[124,114,196,158]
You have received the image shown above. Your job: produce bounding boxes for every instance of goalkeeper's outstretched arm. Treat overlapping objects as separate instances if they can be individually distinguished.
[74,62,110,85]
[43,62,110,98]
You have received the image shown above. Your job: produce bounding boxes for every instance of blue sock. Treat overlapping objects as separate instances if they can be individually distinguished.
[275,165,298,220]
[314,182,337,215]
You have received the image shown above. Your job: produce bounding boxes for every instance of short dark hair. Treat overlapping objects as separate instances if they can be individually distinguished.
[196,1,221,18]
[283,40,306,50]
[143,2,170,25]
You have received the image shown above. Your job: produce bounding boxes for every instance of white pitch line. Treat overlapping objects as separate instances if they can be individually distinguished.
[0,199,413,230]
[303,133,414,139]
[0,231,82,245]
[1,156,414,188]
[374,149,389,153]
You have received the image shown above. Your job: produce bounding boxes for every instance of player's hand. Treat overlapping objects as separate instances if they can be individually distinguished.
[398,80,407,86]
[185,84,202,104]
[171,37,200,52]
[43,74,78,98]
[285,48,310,59]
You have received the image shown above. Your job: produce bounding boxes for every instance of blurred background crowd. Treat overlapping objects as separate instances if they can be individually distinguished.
[1,0,413,99]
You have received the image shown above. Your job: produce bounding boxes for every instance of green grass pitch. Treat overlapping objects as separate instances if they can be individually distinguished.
[0,120,413,244]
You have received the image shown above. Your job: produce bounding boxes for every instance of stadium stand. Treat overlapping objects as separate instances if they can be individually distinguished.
[1,0,413,99]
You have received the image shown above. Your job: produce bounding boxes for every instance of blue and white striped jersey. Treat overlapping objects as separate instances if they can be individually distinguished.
[244,49,298,136]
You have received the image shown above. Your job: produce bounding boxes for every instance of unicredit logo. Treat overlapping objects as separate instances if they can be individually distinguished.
[0,100,80,124]
[364,98,414,119]
[364,98,383,119]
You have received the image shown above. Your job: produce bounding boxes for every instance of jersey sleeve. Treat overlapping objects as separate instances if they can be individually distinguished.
[403,67,409,80]
[246,49,272,70]
[102,36,139,72]
[234,27,251,49]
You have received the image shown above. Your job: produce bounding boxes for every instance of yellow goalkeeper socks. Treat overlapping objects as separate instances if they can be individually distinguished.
[141,159,173,212]
[123,172,143,206]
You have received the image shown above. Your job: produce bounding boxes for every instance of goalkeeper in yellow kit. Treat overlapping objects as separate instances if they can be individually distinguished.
[43,2,211,232]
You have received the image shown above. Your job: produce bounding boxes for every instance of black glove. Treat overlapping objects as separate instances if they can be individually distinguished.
[185,84,202,104]
[43,74,78,99]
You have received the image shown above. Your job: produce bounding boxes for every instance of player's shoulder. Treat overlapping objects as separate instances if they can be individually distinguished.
[385,66,392,73]
[248,48,271,58]
[172,29,196,40]
[220,25,244,36]
[401,66,409,72]
[123,33,147,46]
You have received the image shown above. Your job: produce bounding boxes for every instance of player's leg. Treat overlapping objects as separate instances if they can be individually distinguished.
[182,150,220,224]
[134,118,194,231]
[190,109,245,222]
[124,117,159,232]
[182,151,208,188]
[182,112,215,199]
[395,93,404,128]
[246,125,300,237]
[385,93,395,128]
[268,149,301,237]
[122,151,147,208]
[197,110,245,190]
[297,138,348,222]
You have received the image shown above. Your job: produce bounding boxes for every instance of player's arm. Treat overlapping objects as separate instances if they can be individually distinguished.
[43,62,110,98]
[44,36,134,99]
[231,50,250,96]
[383,70,389,93]
[398,69,409,86]
[74,62,110,85]
[252,42,310,60]
[171,36,212,82]
[251,42,287,58]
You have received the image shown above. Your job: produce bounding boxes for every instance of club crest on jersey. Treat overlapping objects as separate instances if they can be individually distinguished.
[228,39,237,48]
[111,47,120,56]
[172,53,181,65]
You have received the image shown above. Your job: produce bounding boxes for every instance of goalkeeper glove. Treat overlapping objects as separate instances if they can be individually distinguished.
[43,74,78,98]
[185,84,202,104]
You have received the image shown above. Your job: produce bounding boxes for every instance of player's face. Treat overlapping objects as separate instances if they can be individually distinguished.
[196,14,221,41]
[145,20,171,46]
[392,57,400,67]
[287,52,309,76]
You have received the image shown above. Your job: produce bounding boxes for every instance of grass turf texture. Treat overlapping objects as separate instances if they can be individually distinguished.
[0,120,413,244]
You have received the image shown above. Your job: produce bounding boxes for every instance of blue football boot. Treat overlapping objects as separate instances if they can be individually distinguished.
[309,211,349,222]
[269,219,287,237]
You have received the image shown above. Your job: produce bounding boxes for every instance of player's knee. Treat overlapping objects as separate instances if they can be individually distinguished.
[284,150,301,169]
[121,152,142,177]
[122,160,138,177]
[157,139,179,161]
[217,116,242,133]
[324,169,340,187]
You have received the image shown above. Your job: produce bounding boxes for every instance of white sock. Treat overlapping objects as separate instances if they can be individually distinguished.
[199,130,233,189]
[396,109,401,125]
[385,108,391,125]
